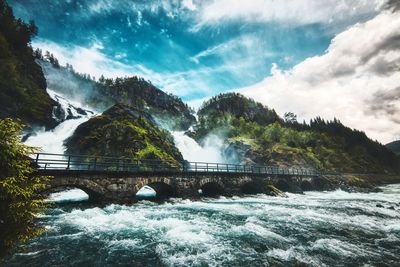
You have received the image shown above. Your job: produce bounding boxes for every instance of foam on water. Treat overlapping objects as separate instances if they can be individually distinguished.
[4,184,400,266]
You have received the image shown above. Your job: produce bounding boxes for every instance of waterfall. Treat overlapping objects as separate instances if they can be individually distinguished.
[24,89,96,154]
[171,131,226,163]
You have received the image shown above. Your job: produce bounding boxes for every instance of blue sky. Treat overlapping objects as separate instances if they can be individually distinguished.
[8,0,400,142]
[8,0,381,100]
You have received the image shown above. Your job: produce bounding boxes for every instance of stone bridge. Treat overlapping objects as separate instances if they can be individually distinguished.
[37,170,330,202]
[33,153,327,202]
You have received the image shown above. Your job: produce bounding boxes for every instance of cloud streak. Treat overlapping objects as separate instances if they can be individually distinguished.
[194,0,387,30]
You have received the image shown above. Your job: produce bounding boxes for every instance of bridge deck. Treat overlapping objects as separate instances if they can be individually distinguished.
[32,153,321,177]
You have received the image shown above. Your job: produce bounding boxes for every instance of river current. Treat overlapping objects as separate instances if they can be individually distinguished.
[3,185,400,266]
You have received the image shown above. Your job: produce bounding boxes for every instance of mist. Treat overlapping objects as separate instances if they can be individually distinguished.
[38,60,110,112]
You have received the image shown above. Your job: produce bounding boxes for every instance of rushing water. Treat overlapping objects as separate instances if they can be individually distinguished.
[3,184,400,266]
[24,89,96,154]
[171,131,226,163]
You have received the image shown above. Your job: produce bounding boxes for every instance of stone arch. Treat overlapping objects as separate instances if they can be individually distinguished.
[45,178,108,202]
[240,180,265,194]
[275,179,303,194]
[147,182,175,198]
[134,177,173,193]
[301,180,314,191]
[134,177,176,199]
[199,178,225,197]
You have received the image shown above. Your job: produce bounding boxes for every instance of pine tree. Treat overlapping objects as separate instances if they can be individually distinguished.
[0,118,50,258]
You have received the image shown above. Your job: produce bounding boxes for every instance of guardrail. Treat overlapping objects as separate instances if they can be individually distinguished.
[32,152,321,176]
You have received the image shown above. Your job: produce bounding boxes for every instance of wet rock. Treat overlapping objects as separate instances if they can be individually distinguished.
[370,187,383,193]
[265,185,287,197]
[376,204,384,208]
[223,141,264,165]
[388,206,395,210]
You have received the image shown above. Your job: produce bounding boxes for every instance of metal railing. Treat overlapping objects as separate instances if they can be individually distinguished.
[32,152,321,176]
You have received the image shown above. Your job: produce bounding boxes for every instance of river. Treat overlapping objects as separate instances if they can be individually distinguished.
[3,184,400,266]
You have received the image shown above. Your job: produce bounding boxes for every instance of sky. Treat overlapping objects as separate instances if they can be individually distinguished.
[8,0,400,143]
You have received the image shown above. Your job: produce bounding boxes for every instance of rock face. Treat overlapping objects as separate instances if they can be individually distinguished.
[96,77,196,130]
[0,4,57,129]
[65,104,183,165]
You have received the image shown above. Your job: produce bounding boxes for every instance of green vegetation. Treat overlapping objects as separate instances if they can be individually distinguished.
[65,104,183,167]
[0,0,56,128]
[0,118,50,258]
[386,140,400,156]
[194,93,400,174]
[35,55,196,130]
[198,93,281,126]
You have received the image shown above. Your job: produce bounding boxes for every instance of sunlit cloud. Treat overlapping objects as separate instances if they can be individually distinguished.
[238,9,400,143]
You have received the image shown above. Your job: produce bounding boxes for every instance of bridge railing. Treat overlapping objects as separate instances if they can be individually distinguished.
[32,153,321,176]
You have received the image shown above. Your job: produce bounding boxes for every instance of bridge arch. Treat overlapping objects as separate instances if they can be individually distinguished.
[44,178,108,202]
[134,177,176,199]
[199,178,224,197]
[240,180,265,194]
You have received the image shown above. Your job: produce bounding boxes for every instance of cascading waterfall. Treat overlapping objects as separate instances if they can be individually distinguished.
[24,89,96,154]
[171,131,226,163]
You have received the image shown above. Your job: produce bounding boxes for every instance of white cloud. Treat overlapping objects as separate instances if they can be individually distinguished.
[182,0,197,11]
[194,0,387,29]
[33,39,140,78]
[238,9,400,144]
[190,35,274,64]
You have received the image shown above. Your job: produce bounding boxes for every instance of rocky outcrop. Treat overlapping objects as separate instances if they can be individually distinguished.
[65,104,183,166]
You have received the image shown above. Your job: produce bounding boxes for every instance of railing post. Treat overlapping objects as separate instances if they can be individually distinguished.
[35,153,40,166]
[66,155,71,170]
[206,163,209,172]
[93,157,97,171]
[195,162,197,172]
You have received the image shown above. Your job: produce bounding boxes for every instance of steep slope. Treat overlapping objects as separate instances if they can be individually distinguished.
[65,104,183,166]
[38,59,196,130]
[194,93,400,174]
[386,140,400,156]
[0,0,56,128]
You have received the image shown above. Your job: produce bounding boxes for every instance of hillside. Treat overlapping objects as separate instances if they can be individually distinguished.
[0,0,56,128]
[65,104,183,167]
[386,140,400,156]
[194,93,400,174]
[37,59,196,130]
[198,93,281,126]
